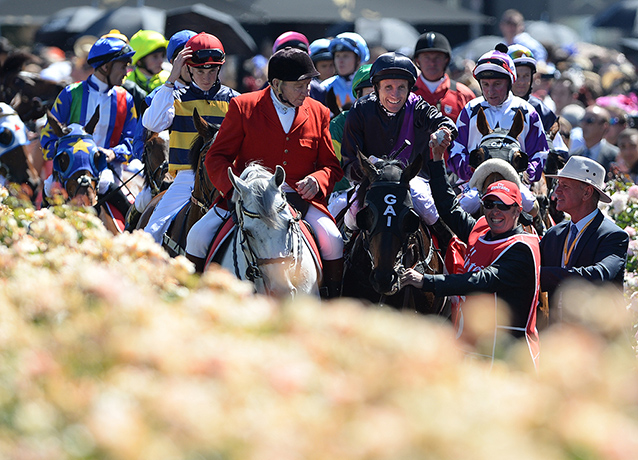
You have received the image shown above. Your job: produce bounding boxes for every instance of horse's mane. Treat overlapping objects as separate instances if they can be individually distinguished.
[234,163,286,229]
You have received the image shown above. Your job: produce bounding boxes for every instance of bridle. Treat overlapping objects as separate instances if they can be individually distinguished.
[142,139,168,196]
[191,136,216,216]
[232,192,303,296]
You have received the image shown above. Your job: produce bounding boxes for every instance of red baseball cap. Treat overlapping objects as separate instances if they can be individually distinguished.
[482,180,522,207]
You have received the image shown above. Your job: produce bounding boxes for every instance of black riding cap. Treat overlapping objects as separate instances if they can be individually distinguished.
[268,47,319,82]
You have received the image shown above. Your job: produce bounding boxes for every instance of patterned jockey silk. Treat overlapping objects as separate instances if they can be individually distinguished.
[454,216,541,369]
[168,83,238,173]
[40,75,137,162]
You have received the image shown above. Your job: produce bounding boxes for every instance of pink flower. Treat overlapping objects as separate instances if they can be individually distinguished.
[626,226,637,237]
[628,185,638,199]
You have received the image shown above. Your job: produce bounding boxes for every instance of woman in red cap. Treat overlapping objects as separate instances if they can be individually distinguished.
[142,32,240,244]
[401,146,541,369]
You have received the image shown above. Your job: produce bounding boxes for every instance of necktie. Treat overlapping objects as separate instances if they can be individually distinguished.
[583,148,591,159]
[567,224,579,250]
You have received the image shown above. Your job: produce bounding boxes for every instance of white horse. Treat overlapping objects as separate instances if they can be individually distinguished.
[214,163,321,298]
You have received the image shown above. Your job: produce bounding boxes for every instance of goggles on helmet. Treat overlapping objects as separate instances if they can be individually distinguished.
[189,48,225,66]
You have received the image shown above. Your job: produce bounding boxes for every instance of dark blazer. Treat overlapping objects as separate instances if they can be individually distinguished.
[570,140,619,176]
[540,210,628,301]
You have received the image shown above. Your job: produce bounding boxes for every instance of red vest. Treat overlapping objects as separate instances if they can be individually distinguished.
[453,217,541,369]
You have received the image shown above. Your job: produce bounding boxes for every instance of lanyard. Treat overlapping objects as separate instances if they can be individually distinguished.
[562,219,593,267]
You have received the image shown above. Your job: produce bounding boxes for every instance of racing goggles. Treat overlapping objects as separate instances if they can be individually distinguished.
[190,48,225,65]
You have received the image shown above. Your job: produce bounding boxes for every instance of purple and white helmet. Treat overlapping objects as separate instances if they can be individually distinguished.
[473,43,517,84]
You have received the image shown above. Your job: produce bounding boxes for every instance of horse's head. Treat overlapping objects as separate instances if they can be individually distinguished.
[469,107,529,173]
[228,163,310,298]
[0,51,64,125]
[47,109,105,206]
[0,102,41,202]
[355,152,422,296]
[189,107,220,213]
[143,130,171,194]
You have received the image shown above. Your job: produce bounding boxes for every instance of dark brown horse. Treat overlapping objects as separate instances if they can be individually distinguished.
[0,103,41,203]
[469,106,529,174]
[342,153,447,315]
[0,52,64,126]
[136,107,219,257]
[125,130,172,230]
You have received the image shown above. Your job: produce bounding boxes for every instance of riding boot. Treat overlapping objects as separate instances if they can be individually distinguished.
[103,183,131,217]
[320,257,344,299]
[187,252,206,274]
[124,206,141,232]
[428,218,453,253]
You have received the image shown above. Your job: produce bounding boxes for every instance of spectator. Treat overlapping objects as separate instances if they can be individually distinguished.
[570,105,619,176]
[499,9,547,64]
[615,128,638,183]
[550,77,579,116]
[541,156,628,320]
[603,105,629,146]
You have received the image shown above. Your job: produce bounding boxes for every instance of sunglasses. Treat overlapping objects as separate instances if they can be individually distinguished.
[482,200,516,211]
[509,49,534,60]
[609,116,627,126]
[190,48,225,65]
[582,116,605,125]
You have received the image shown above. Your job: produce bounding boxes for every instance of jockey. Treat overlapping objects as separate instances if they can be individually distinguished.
[185,48,344,297]
[40,35,137,216]
[130,29,196,218]
[141,32,239,244]
[340,52,457,231]
[508,44,568,154]
[448,43,549,183]
[126,30,170,93]
[321,32,370,115]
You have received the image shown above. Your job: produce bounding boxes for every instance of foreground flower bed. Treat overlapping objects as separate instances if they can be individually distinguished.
[0,192,637,459]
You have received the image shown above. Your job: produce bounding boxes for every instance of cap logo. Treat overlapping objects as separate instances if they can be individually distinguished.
[490,183,511,193]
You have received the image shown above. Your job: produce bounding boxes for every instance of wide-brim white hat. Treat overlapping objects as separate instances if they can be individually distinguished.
[545,155,612,203]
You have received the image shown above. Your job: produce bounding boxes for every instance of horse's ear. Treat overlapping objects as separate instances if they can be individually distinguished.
[512,151,529,173]
[192,107,209,138]
[46,110,67,138]
[476,106,492,136]
[358,150,378,179]
[507,109,525,140]
[469,147,487,169]
[401,154,422,183]
[272,165,286,188]
[84,108,100,135]
[228,166,248,197]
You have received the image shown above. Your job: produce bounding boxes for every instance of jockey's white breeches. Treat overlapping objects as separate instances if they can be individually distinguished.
[144,169,194,244]
[345,176,439,230]
[186,202,344,261]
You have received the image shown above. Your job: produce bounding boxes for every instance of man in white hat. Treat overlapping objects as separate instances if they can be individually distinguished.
[540,156,628,316]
